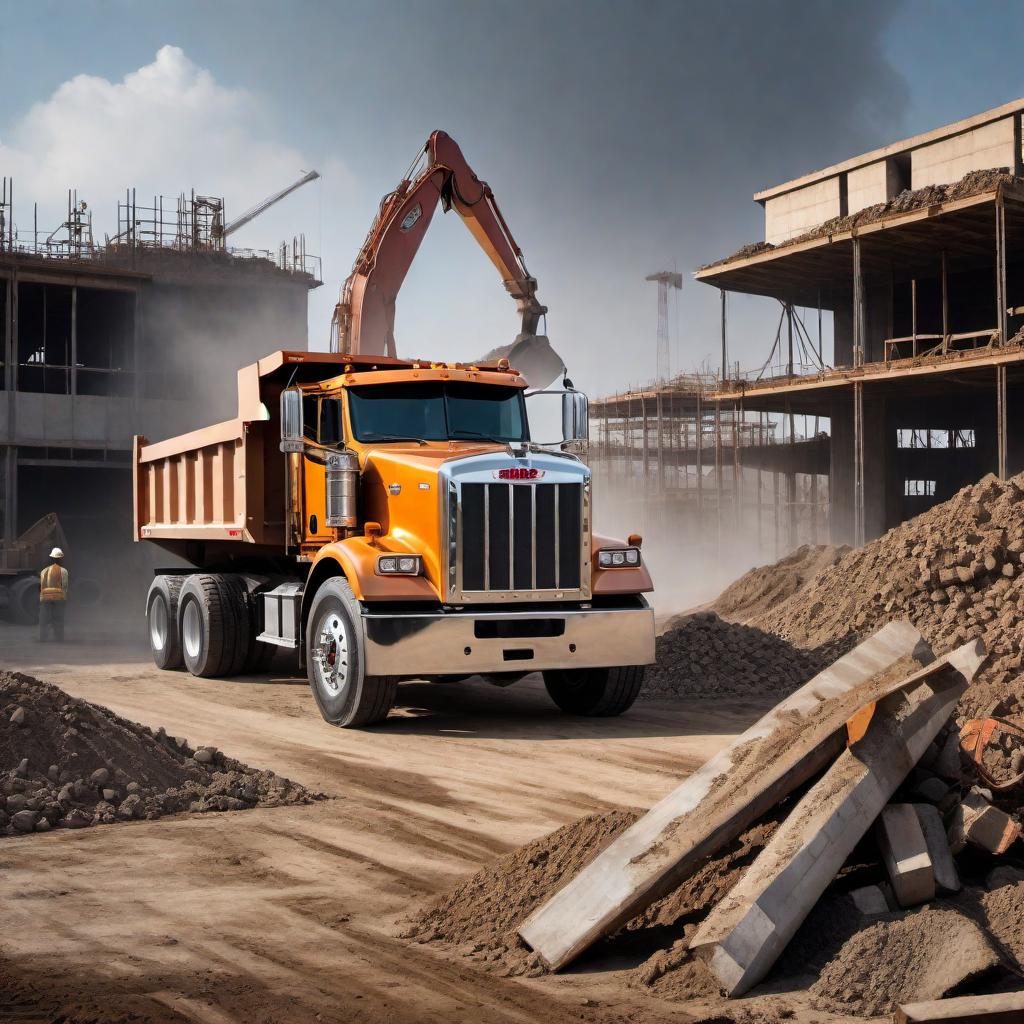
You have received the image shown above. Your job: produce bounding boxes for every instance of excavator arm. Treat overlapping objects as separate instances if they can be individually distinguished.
[330,131,554,377]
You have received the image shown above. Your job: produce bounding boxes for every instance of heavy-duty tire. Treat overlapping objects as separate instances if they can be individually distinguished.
[542,666,646,717]
[146,575,185,670]
[305,576,397,727]
[221,575,251,677]
[178,574,241,678]
[8,575,40,625]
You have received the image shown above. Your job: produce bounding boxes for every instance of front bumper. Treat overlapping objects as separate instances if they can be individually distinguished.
[361,601,655,677]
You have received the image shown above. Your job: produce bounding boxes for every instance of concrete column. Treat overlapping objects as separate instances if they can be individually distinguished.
[997,365,1008,479]
[996,194,1008,345]
[853,381,865,546]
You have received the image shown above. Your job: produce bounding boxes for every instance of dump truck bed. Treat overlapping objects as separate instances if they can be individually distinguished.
[133,350,358,559]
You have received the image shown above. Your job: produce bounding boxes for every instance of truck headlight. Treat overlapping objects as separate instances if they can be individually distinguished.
[598,548,641,568]
[377,554,423,575]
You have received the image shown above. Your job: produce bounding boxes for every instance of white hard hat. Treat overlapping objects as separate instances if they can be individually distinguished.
[49,547,64,559]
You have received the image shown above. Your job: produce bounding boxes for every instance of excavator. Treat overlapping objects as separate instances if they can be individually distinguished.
[330,130,564,386]
[135,130,654,727]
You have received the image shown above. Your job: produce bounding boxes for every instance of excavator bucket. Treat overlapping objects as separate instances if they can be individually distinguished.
[500,334,564,389]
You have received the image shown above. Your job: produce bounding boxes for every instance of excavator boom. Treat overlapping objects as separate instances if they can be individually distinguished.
[331,131,558,382]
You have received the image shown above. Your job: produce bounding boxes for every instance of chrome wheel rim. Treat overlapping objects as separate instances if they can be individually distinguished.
[312,610,349,697]
[150,597,168,652]
[182,601,202,660]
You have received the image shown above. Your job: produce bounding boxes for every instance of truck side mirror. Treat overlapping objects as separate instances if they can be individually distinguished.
[280,388,305,453]
[561,390,589,446]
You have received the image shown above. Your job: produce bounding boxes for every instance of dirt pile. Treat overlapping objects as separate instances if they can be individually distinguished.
[643,611,829,700]
[809,901,1006,1017]
[0,670,320,836]
[705,544,850,625]
[746,473,1024,717]
[702,167,1020,271]
[406,808,640,976]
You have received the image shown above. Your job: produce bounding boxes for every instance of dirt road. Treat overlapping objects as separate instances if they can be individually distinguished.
[0,627,831,1024]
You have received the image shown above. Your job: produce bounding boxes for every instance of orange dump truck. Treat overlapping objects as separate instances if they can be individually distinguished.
[133,350,655,726]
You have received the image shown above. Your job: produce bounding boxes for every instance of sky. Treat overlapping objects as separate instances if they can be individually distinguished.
[2,0,1024,396]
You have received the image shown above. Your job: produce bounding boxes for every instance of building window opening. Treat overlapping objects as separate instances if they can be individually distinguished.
[954,429,976,448]
[16,282,72,394]
[896,428,954,449]
[905,479,936,497]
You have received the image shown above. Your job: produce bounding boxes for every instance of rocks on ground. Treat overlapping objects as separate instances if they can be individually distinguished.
[0,670,322,837]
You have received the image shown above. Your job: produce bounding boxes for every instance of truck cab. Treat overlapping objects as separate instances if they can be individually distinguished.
[134,350,655,727]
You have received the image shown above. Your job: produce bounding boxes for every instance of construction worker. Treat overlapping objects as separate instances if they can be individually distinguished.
[38,547,69,642]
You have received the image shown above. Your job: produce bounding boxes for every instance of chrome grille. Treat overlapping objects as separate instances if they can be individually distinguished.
[457,482,584,597]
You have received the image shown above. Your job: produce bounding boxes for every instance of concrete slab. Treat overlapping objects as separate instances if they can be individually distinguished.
[896,991,1024,1022]
[877,804,935,908]
[517,621,927,970]
[914,804,960,893]
[688,639,983,997]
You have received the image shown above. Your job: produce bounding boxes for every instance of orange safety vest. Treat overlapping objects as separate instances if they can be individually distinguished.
[39,563,68,602]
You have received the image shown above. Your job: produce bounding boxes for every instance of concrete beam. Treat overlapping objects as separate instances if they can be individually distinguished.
[896,992,1024,1023]
[517,621,927,970]
[688,640,984,997]
[877,804,935,907]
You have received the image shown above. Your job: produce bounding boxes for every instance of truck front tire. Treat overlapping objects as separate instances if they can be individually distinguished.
[147,575,185,669]
[305,576,396,727]
[542,666,646,717]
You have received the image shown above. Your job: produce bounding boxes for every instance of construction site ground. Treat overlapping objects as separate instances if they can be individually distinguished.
[0,624,863,1024]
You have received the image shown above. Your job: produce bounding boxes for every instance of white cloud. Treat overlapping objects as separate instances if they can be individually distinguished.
[0,46,350,259]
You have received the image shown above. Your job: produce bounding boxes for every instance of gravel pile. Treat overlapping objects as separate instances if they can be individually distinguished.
[643,611,830,700]
[747,473,1024,717]
[0,670,321,836]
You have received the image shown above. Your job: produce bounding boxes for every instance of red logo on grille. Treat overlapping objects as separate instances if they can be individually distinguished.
[495,467,543,480]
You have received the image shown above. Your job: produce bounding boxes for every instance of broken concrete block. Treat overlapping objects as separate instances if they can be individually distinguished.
[849,884,889,916]
[688,640,982,997]
[517,622,929,971]
[913,776,950,804]
[877,804,935,908]
[896,991,1024,1022]
[964,805,1020,854]
[914,804,960,893]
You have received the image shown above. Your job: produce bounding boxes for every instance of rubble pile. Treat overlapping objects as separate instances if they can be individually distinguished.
[0,671,320,836]
[643,611,829,699]
[749,473,1024,718]
[702,167,1020,272]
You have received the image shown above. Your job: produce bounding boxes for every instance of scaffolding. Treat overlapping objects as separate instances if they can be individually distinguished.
[0,179,321,280]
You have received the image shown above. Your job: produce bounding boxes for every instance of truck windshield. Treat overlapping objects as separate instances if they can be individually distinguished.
[348,382,528,443]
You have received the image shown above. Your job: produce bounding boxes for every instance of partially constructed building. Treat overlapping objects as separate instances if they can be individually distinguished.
[590,375,829,564]
[699,99,1024,546]
[0,184,319,595]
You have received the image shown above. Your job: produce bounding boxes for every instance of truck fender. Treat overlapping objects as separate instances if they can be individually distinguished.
[301,552,359,634]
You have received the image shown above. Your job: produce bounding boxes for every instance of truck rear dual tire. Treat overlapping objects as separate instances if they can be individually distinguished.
[542,665,646,717]
[305,577,397,728]
[147,575,185,669]
[148,573,274,677]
